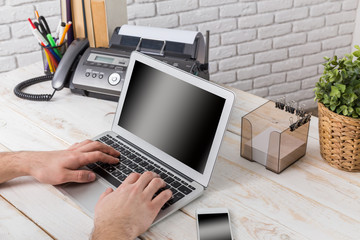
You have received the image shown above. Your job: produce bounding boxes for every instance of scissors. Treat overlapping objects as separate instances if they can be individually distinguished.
[36,16,51,38]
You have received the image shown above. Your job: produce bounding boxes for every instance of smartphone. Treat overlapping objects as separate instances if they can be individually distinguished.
[196,208,234,240]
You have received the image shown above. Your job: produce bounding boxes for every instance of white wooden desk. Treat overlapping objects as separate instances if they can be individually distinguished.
[0,63,359,240]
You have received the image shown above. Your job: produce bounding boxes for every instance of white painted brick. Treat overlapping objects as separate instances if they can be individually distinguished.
[287,65,318,82]
[127,0,134,4]
[0,6,34,24]
[326,10,357,26]
[294,0,326,7]
[135,15,178,28]
[285,88,315,102]
[289,42,321,57]
[11,21,31,39]
[253,72,286,88]
[210,71,236,84]
[238,13,273,29]
[221,29,256,45]
[219,55,253,71]
[220,2,256,17]
[237,39,272,55]
[258,23,292,39]
[269,82,301,95]
[0,25,10,41]
[303,50,333,66]
[293,17,324,32]
[273,33,306,49]
[342,0,359,11]
[308,26,338,42]
[6,0,38,6]
[322,35,352,50]
[272,58,302,73]
[135,0,155,3]
[298,98,317,109]
[334,46,352,58]
[200,0,237,7]
[275,7,308,23]
[0,56,16,72]
[41,16,60,34]
[266,94,285,102]
[198,19,237,35]
[237,64,271,80]
[318,64,324,74]
[0,36,39,56]
[16,50,42,68]
[178,25,197,31]
[258,0,293,14]
[180,7,218,25]
[229,79,253,91]
[128,3,155,20]
[255,49,288,64]
[157,0,198,15]
[209,61,218,74]
[310,2,341,17]
[35,1,60,17]
[209,34,220,48]
[209,45,236,61]
[248,88,269,98]
[302,75,321,89]
[339,22,355,35]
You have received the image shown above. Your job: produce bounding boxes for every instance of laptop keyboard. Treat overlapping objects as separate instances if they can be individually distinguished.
[87,134,196,210]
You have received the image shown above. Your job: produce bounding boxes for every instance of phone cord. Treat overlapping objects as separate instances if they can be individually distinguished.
[13,75,57,101]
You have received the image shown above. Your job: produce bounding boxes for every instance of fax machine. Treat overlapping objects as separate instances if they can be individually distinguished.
[71,25,210,101]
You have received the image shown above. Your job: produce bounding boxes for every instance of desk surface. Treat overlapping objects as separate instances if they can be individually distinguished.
[0,63,359,240]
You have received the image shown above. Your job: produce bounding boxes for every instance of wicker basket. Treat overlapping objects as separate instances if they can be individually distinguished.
[318,102,360,171]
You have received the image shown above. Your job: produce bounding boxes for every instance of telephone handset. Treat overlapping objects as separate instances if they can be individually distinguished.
[14,39,89,101]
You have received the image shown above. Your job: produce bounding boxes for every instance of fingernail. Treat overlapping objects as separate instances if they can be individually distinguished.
[88,173,96,181]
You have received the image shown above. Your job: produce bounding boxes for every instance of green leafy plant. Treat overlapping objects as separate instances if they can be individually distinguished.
[314,45,360,118]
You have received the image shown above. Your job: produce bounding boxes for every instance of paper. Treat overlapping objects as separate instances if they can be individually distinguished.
[118,25,206,63]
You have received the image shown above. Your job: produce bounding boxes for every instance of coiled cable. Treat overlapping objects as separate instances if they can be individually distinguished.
[13,74,56,101]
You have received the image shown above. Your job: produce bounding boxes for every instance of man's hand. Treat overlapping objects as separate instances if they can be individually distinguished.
[92,172,172,240]
[23,140,120,185]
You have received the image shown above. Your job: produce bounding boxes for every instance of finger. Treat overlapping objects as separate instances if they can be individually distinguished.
[135,171,160,191]
[76,141,120,157]
[143,177,166,200]
[80,151,119,166]
[64,170,96,183]
[122,172,141,185]
[152,190,172,210]
[68,140,93,151]
[98,187,113,201]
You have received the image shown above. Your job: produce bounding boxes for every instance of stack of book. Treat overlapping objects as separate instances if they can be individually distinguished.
[60,0,128,48]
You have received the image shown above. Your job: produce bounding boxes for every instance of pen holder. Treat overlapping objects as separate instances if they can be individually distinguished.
[40,42,67,75]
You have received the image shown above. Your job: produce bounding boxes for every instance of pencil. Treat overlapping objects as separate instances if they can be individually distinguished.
[35,10,39,20]
[59,21,72,45]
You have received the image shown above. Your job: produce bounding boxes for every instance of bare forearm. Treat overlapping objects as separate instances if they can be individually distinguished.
[0,152,30,184]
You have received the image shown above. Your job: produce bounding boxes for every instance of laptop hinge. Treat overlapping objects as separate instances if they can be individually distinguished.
[115,135,194,183]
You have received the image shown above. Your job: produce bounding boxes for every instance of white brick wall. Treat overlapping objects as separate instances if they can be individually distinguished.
[1,0,359,109]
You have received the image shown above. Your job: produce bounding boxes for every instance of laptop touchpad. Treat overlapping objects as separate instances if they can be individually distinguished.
[60,180,110,217]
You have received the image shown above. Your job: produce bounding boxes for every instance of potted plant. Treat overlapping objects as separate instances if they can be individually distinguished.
[314,46,360,172]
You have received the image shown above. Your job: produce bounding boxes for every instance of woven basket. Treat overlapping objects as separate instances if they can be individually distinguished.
[318,102,360,171]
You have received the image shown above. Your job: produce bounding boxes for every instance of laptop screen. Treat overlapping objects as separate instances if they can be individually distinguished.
[118,61,225,174]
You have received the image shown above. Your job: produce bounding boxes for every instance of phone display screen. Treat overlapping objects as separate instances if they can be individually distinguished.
[94,55,114,64]
[198,213,232,240]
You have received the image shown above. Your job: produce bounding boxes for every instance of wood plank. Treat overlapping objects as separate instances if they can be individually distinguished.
[215,131,360,239]
[0,197,52,240]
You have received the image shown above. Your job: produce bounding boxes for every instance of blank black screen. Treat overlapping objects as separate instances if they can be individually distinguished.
[118,61,225,173]
[198,213,232,240]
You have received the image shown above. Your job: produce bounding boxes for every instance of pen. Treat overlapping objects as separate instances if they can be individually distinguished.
[59,21,72,45]
[47,34,62,58]
[55,20,62,39]
[28,18,60,64]
[57,22,66,45]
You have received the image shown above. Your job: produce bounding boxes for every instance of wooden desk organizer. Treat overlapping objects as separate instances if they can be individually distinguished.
[240,101,311,173]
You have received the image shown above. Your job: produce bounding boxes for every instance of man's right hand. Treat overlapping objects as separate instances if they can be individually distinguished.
[92,172,172,240]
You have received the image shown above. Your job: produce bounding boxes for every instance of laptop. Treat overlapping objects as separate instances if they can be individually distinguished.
[58,51,235,225]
